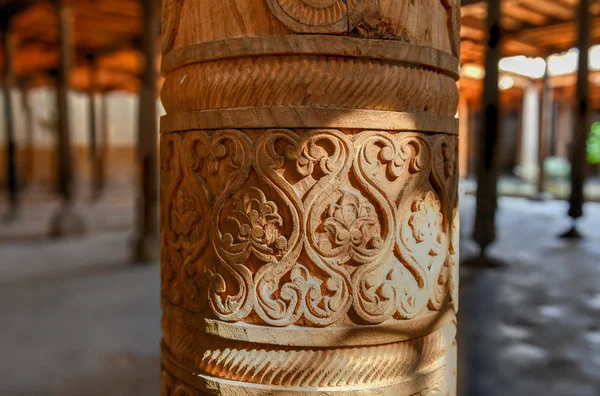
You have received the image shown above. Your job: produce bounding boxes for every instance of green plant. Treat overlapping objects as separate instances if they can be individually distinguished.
[588,121,600,164]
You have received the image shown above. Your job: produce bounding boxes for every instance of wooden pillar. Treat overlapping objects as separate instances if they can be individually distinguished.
[556,95,573,159]
[87,55,102,200]
[537,64,551,196]
[459,97,470,178]
[160,1,460,394]
[96,91,108,198]
[564,0,591,237]
[515,95,524,169]
[2,22,18,219]
[473,0,502,259]
[49,0,84,236]
[468,103,480,177]
[133,0,159,262]
[18,79,34,188]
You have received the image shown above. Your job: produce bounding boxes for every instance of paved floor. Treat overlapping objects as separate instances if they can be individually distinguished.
[0,186,134,242]
[459,196,600,396]
[0,192,598,395]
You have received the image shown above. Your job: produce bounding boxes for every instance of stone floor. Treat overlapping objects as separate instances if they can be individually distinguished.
[459,196,600,396]
[0,189,599,395]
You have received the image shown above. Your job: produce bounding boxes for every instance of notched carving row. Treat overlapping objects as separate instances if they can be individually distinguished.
[161,322,456,391]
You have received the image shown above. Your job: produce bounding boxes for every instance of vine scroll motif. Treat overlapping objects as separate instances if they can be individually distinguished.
[201,130,256,322]
[161,129,254,314]
[249,129,354,326]
[161,132,211,309]
[350,132,441,323]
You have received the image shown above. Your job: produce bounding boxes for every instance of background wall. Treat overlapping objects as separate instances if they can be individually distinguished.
[0,88,165,189]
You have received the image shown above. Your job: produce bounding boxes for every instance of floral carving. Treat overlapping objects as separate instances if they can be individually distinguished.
[320,191,382,252]
[409,191,445,253]
[225,187,288,259]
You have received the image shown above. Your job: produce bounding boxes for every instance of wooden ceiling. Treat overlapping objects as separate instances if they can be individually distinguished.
[0,0,146,92]
[0,0,598,93]
[461,0,600,64]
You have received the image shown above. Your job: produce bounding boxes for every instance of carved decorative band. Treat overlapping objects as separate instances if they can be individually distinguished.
[161,322,455,393]
[162,366,448,396]
[160,107,459,134]
[161,129,459,327]
[163,303,455,347]
[161,35,459,79]
[161,55,458,115]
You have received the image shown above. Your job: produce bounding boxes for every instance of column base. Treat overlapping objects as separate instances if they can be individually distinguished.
[48,203,85,238]
[132,234,159,264]
[162,360,449,396]
[160,307,457,396]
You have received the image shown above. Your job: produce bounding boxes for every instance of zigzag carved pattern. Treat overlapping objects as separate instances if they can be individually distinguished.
[187,325,453,387]
[161,57,458,117]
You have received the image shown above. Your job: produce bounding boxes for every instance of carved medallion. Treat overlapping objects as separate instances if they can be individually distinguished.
[266,0,348,33]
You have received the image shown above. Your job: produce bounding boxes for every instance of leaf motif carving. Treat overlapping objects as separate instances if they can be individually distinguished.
[193,130,254,321]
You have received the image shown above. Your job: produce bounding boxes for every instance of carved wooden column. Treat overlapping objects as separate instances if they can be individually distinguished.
[160,1,460,394]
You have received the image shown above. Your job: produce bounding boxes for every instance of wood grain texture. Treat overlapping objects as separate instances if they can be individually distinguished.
[167,0,458,56]
[160,0,460,394]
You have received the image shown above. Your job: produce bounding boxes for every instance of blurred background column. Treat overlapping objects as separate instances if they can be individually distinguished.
[521,85,540,181]
[459,97,470,178]
[472,0,502,265]
[86,54,101,201]
[537,63,552,197]
[563,0,592,238]
[48,0,84,237]
[18,78,34,189]
[1,18,18,221]
[133,0,159,263]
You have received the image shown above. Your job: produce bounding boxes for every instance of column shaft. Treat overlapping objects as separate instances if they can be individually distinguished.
[521,85,540,176]
[2,22,18,216]
[134,0,159,262]
[55,0,73,202]
[459,98,470,179]
[49,0,84,237]
[473,0,502,254]
[568,0,591,220]
[160,1,460,394]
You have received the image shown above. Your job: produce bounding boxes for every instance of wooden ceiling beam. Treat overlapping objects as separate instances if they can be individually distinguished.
[502,3,548,26]
[517,0,573,21]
